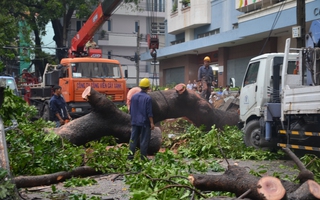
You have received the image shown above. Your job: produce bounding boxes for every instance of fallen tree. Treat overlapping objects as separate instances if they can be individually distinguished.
[54,84,239,155]
[189,147,320,200]
[11,85,240,188]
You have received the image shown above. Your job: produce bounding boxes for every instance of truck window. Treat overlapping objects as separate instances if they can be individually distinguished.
[71,62,121,78]
[243,62,259,87]
[6,79,17,91]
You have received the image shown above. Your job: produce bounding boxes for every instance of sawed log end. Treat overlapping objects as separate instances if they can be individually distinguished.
[82,86,92,100]
[308,180,320,199]
[174,83,186,94]
[257,176,286,200]
[188,175,195,185]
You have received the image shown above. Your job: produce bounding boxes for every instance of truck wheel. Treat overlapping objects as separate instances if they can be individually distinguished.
[42,104,50,121]
[244,120,262,148]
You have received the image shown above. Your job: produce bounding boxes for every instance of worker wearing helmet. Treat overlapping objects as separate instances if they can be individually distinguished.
[198,56,214,101]
[128,78,154,160]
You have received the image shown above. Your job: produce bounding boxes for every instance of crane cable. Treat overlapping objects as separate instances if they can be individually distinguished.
[149,0,159,90]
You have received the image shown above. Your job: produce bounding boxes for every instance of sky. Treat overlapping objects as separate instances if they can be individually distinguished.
[41,22,56,55]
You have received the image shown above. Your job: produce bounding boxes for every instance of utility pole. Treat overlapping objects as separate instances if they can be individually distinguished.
[296,0,305,48]
[136,26,140,86]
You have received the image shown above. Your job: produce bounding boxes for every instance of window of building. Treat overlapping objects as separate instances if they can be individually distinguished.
[171,38,185,45]
[135,21,139,33]
[151,22,165,35]
[233,23,238,29]
[76,21,86,31]
[197,29,220,38]
[107,20,112,31]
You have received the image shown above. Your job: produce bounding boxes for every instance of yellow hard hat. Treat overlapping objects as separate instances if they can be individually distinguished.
[139,78,150,88]
[204,56,211,62]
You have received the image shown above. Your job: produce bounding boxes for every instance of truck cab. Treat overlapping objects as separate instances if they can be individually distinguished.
[239,51,299,149]
[58,57,127,117]
[240,38,320,152]
[239,53,298,125]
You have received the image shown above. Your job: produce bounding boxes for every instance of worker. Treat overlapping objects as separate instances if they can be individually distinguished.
[128,78,154,160]
[85,36,97,51]
[50,85,72,127]
[198,56,214,101]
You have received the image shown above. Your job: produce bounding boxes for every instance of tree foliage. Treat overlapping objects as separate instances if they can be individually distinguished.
[0,1,20,71]
[0,0,141,76]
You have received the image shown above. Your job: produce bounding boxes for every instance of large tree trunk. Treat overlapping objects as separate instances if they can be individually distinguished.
[54,84,239,153]
[56,86,162,155]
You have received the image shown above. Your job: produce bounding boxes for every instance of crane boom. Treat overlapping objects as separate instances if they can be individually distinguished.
[69,0,122,57]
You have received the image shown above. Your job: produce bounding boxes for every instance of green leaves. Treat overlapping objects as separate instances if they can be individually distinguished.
[64,177,97,187]
[0,88,37,124]
[0,168,16,199]
[166,123,283,160]
[300,154,320,183]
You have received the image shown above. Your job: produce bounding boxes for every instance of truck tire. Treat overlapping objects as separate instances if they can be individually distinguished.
[244,119,262,148]
[42,104,50,121]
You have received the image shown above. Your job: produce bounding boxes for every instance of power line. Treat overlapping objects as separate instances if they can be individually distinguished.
[259,0,286,55]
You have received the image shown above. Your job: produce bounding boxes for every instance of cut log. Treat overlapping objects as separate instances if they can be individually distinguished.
[13,166,100,188]
[288,180,320,200]
[189,148,320,200]
[54,84,239,154]
[257,176,287,200]
[189,165,299,200]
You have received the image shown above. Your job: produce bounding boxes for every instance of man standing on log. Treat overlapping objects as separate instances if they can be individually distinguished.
[50,85,71,127]
[198,56,214,101]
[128,78,155,160]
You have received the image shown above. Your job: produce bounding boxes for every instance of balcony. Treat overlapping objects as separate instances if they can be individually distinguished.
[167,0,211,35]
[235,0,288,12]
[237,0,295,23]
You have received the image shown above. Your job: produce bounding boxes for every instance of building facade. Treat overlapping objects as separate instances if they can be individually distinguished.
[140,0,320,88]
[68,0,166,88]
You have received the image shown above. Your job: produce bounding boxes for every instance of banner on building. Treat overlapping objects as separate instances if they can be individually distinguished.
[235,0,262,9]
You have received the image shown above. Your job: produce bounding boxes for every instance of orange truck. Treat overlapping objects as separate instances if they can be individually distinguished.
[20,0,127,120]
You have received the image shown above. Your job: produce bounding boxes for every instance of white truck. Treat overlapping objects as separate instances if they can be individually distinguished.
[239,38,320,152]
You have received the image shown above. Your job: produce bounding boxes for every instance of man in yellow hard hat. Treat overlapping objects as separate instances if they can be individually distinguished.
[198,56,214,101]
[128,78,155,160]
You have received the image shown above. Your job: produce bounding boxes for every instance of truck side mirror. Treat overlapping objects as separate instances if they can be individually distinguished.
[124,70,128,78]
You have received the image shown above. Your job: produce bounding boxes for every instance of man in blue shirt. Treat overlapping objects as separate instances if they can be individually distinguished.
[50,85,71,127]
[128,78,154,160]
[198,56,214,101]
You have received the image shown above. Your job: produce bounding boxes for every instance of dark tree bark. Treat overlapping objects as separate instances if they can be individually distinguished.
[54,84,239,153]
[189,165,299,200]
[56,86,162,155]
[149,85,239,130]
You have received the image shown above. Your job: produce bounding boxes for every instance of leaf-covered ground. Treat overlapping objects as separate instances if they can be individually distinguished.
[1,90,318,200]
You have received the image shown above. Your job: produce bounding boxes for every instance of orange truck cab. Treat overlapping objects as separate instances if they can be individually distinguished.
[58,57,127,118]
[20,57,127,120]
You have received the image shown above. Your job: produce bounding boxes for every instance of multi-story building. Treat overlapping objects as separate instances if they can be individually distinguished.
[140,0,320,87]
[69,0,165,88]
